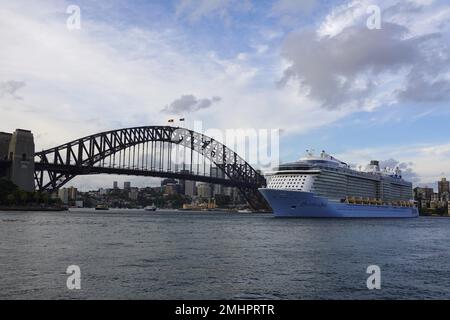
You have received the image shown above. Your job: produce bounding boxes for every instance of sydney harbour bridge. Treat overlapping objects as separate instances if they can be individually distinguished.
[27,126,270,211]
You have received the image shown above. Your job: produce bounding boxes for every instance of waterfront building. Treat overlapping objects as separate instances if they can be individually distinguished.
[58,186,77,204]
[212,184,223,196]
[129,187,139,200]
[164,183,180,196]
[197,183,212,198]
[222,186,245,204]
[58,188,69,204]
[419,200,429,209]
[414,187,434,201]
[438,178,450,197]
[178,169,191,195]
[430,200,438,209]
[68,186,77,201]
[124,181,131,190]
[161,178,177,186]
[210,167,224,196]
[223,186,233,197]
[184,180,196,197]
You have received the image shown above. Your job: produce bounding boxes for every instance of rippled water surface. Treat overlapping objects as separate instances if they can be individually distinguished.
[1,209,449,299]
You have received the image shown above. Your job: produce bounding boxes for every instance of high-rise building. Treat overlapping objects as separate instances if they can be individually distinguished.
[178,170,190,195]
[414,187,434,201]
[223,186,234,197]
[113,181,118,189]
[161,178,177,186]
[438,178,449,197]
[212,184,223,196]
[58,187,77,204]
[129,188,139,200]
[210,167,224,196]
[197,183,212,198]
[68,186,77,201]
[184,180,196,197]
[164,183,180,196]
[58,188,69,204]
[124,181,131,190]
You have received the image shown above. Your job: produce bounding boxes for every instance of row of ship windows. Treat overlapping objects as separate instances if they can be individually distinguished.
[315,178,379,187]
[271,187,305,190]
[270,181,306,187]
[269,176,308,187]
[313,179,409,189]
[271,184,305,187]
[270,175,308,181]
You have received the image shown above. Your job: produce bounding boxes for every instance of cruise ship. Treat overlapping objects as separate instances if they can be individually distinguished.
[259,150,418,218]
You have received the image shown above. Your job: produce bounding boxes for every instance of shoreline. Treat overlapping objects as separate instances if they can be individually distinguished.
[0,206,68,212]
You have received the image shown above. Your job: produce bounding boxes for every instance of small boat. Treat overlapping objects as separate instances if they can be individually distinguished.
[144,204,157,211]
[95,204,109,211]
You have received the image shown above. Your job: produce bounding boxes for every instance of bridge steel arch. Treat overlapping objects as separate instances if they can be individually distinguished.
[34,126,269,211]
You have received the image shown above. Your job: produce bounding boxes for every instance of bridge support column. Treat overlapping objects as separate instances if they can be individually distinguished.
[0,132,13,179]
[4,129,35,192]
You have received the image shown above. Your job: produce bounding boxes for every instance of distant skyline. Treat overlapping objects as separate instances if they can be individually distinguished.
[1,0,449,190]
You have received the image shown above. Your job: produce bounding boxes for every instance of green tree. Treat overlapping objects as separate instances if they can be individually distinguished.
[6,194,15,205]
[20,191,29,204]
[0,179,19,204]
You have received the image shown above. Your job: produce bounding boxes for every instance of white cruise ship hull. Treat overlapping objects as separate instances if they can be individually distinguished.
[259,188,419,218]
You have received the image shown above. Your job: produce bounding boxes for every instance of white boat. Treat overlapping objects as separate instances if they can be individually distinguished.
[144,204,157,211]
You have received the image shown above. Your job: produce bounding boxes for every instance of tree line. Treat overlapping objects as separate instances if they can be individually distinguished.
[0,178,61,206]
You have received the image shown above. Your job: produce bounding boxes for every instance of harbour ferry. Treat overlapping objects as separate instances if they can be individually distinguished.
[259,150,418,218]
[95,204,109,211]
[144,204,157,211]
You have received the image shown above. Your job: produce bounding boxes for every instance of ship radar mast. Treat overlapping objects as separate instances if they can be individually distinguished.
[395,166,402,177]
[305,149,315,158]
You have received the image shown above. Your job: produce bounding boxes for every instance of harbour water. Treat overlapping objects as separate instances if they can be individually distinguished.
[1,209,449,299]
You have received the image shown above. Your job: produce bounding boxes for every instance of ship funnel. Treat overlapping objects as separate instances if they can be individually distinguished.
[369,160,380,172]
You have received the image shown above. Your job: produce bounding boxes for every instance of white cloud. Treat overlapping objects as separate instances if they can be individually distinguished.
[175,0,252,22]
[279,0,450,109]
[317,0,370,38]
[318,0,450,39]
[336,142,450,186]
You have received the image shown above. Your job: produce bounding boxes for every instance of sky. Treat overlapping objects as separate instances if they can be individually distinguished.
[0,0,449,190]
